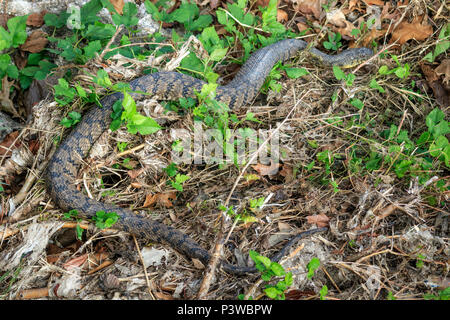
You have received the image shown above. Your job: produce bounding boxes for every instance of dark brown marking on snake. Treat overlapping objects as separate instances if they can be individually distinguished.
[46,39,373,274]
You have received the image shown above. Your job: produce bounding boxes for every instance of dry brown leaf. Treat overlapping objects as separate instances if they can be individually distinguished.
[326,9,347,28]
[277,9,288,22]
[291,0,325,20]
[435,59,450,85]
[279,164,294,182]
[143,192,177,208]
[127,168,144,179]
[390,18,433,45]
[327,9,356,39]
[296,22,309,33]
[306,213,330,227]
[256,0,270,7]
[192,258,205,269]
[348,0,360,11]
[252,161,281,176]
[63,254,88,270]
[363,0,385,5]
[0,131,21,156]
[210,0,220,10]
[130,182,142,188]
[143,194,157,207]
[109,0,124,15]
[421,62,449,107]
[158,192,177,208]
[26,11,46,27]
[20,30,48,53]
[421,62,439,82]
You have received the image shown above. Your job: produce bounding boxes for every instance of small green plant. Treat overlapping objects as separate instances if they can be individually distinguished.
[333,65,356,86]
[423,287,450,300]
[319,285,328,300]
[164,163,190,191]
[416,254,426,269]
[63,209,84,240]
[378,55,410,80]
[323,32,342,51]
[247,250,293,300]
[387,291,397,300]
[249,197,265,211]
[92,210,119,229]
[307,257,321,279]
[60,111,82,128]
[423,23,449,62]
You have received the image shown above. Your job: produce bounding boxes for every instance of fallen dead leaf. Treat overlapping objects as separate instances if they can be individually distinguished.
[390,17,433,45]
[210,0,220,10]
[109,0,124,15]
[363,0,385,5]
[256,0,270,7]
[63,254,88,270]
[296,21,309,33]
[327,9,357,39]
[26,11,46,27]
[252,161,281,176]
[0,131,21,156]
[279,164,294,183]
[291,0,325,20]
[20,30,48,53]
[277,9,288,22]
[143,193,157,207]
[326,9,347,28]
[306,213,330,228]
[143,192,177,208]
[192,258,205,269]
[127,168,144,179]
[421,62,449,107]
[435,59,450,85]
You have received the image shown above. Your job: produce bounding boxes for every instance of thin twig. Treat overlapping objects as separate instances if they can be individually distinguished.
[132,235,155,299]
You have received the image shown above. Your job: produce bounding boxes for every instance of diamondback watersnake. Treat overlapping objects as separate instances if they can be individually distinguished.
[46,39,373,274]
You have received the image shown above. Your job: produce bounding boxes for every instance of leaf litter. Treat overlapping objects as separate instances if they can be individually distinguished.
[0,0,448,300]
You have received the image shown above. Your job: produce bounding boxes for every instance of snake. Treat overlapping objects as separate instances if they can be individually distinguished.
[45,39,373,274]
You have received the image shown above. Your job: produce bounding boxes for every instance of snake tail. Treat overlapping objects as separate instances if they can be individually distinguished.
[46,39,372,274]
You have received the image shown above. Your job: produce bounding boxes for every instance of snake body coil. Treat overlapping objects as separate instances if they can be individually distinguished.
[46,39,372,274]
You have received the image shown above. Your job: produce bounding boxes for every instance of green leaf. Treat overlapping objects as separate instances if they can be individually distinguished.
[284,272,293,286]
[54,78,76,106]
[144,0,163,21]
[369,78,385,93]
[270,262,286,276]
[210,47,228,61]
[127,113,161,135]
[188,15,213,32]
[83,40,102,59]
[170,3,198,24]
[7,15,28,47]
[264,287,279,299]
[394,159,412,178]
[429,136,449,157]
[307,257,320,279]
[44,12,70,28]
[378,65,390,75]
[80,0,103,25]
[426,108,445,130]
[333,65,346,80]
[285,67,309,79]
[349,98,364,110]
[257,255,272,269]
[319,285,328,300]
[112,2,139,27]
